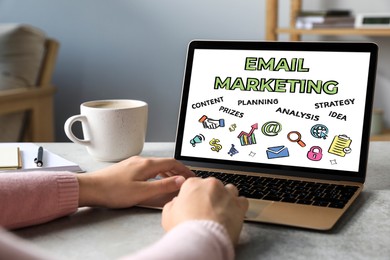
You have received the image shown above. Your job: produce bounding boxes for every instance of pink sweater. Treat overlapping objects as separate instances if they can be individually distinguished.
[0,171,234,260]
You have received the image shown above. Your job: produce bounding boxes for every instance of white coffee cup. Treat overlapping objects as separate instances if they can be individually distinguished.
[64,99,148,162]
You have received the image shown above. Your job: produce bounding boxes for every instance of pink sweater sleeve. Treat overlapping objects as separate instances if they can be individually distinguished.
[0,171,79,229]
[122,220,235,260]
[0,172,235,259]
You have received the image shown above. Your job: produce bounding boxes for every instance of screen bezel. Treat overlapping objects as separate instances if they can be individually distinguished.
[174,40,378,183]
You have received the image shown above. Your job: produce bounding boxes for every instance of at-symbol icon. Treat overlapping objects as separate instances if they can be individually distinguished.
[261,121,282,136]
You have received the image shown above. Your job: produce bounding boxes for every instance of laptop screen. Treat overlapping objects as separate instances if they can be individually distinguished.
[175,41,378,181]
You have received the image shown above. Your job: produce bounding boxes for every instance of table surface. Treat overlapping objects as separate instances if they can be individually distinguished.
[12,142,390,260]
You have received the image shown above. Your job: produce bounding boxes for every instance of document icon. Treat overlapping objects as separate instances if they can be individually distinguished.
[266,145,289,159]
[328,134,352,157]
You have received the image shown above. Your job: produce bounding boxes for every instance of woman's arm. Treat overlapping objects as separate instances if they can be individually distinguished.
[0,157,247,260]
[123,220,234,260]
[0,171,79,229]
[0,156,194,229]
[125,177,248,260]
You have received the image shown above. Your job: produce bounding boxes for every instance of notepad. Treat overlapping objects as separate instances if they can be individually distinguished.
[0,143,83,173]
[0,146,22,169]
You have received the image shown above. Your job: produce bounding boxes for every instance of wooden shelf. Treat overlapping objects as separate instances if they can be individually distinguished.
[265,0,390,142]
[276,28,390,37]
[265,0,390,41]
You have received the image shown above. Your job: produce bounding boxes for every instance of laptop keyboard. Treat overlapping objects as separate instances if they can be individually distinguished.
[193,170,359,209]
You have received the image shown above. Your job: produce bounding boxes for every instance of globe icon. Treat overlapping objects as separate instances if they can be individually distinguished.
[310,124,328,139]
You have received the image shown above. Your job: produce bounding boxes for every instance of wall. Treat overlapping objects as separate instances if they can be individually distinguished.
[0,0,389,141]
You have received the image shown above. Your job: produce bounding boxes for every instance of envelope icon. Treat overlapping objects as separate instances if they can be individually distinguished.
[266,145,289,159]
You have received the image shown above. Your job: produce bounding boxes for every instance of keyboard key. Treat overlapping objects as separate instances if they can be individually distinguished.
[329,202,346,208]
[297,200,312,205]
[312,201,329,207]
[263,195,282,201]
[281,198,297,203]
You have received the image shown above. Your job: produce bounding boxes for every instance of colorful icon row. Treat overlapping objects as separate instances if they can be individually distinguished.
[190,134,352,159]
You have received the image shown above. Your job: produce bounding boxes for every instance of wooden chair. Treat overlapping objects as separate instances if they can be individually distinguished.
[0,38,59,141]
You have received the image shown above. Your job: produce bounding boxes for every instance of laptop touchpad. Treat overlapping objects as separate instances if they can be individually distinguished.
[246,199,273,219]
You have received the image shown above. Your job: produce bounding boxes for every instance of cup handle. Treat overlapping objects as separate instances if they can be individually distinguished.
[64,115,91,145]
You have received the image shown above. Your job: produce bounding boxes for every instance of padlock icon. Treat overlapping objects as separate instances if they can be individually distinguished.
[307,146,323,161]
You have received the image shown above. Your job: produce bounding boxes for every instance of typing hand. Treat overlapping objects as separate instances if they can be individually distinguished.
[76,156,195,208]
[162,177,249,245]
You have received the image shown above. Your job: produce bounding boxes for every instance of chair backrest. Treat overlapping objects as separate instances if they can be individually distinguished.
[37,39,59,87]
[0,37,59,141]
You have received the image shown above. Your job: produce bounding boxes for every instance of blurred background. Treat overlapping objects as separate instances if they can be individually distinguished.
[0,0,389,142]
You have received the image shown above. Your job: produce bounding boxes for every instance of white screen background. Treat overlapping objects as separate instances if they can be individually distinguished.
[180,49,371,173]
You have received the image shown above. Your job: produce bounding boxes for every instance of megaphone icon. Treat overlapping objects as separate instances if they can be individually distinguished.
[190,134,205,147]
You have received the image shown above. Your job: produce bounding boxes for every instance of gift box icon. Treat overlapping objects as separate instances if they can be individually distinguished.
[266,145,289,159]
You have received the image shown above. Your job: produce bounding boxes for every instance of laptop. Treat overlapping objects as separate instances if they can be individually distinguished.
[173,40,378,230]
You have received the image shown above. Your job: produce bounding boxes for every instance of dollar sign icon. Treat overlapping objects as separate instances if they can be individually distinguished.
[229,123,237,132]
[209,138,222,152]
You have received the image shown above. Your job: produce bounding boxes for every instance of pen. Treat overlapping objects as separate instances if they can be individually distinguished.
[34,146,44,167]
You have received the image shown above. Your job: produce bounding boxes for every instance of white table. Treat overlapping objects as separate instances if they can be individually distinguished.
[12,142,390,260]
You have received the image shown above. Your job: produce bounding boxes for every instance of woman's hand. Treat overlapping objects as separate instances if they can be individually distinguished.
[76,156,195,208]
[162,177,249,245]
